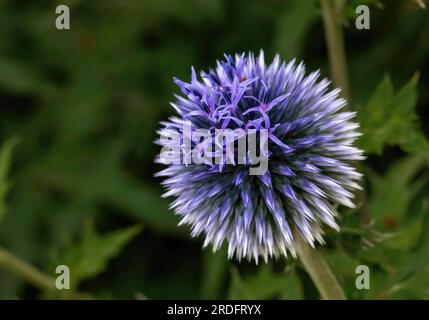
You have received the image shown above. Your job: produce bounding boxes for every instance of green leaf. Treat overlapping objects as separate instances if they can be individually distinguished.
[54,220,142,288]
[366,155,427,227]
[348,205,429,299]
[387,265,429,299]
[397,206,429,278]
[357,75,394,154]
[358,74,429,158]
[382,211,427,251]
[0,137,19,224]
[228,264,303,300]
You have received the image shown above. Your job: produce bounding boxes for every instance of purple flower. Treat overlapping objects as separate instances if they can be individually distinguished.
[156,51,363,262]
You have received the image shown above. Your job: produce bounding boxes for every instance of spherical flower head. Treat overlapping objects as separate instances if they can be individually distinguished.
[156,51,363,263]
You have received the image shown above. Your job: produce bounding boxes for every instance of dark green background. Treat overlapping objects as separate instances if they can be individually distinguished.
[0,0,428,299]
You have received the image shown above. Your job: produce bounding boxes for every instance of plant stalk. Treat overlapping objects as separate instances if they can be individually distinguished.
[320,0,350,100]
[294,229,346,300]
[0,246,93,299]
[320,0,369,222]
[0,246,55,290]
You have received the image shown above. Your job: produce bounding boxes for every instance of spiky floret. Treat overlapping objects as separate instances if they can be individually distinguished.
[156,51,363,263]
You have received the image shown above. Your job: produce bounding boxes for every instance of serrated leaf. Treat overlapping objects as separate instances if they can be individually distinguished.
[367,154,427,227]
[397,207,429,276]
[387,265,429,299]
[353,208,429,299]
[228,265,303,300]
[383,212,427,251]
[55,220,142,288]
[358,74,429,158]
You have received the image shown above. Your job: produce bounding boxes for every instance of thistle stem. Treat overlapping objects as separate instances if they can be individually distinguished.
[0,246,93,299]
[320,0,369,222]
[0,246,55,290]
[320,0,350,100]
[294,229,346,300]
[289,0,352,300]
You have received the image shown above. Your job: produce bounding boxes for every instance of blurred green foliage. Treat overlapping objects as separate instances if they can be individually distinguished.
[358,74,429,157]
[0,137,18,224]
[52,220,141,290]
[0,0,429,299]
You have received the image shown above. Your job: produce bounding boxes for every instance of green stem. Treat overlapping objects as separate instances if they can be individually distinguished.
[294,229,346,300]
[0,246,93,299]
[320,0,350,100]
[292,0,358,300]
[320,0,369,222]
[0,246,55,290]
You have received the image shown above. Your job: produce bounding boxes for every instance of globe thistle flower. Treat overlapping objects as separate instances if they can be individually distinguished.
[156,51,363,263]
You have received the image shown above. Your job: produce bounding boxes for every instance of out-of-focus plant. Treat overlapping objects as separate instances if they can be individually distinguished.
[0,0,428,300]
[0,138,141,299]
